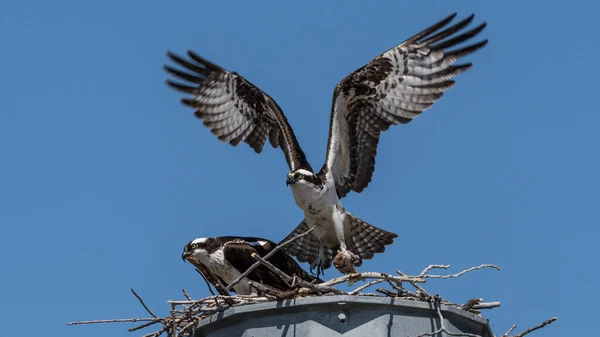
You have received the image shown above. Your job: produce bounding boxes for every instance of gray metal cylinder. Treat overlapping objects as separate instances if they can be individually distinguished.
[193,295,494,337]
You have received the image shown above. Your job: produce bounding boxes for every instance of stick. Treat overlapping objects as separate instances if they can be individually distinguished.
[195,269,216,296]
[176,319,198,337]
[322,272,424,287]
[170,303,176,337]
[67,318,158,325]
[131,288,158,318]
[509,317,557,337]
[397,269,430,298]
[142,324,168,337]
[251,253,294,286]
[501,324,517,337]
[181,289,192,302]
[376,288,397,297]
[251,253,345,295]
[422,264,500,279]
[226,227,316,291]
[128,319,163,332]
[419,264,450,277]
[349,279,384,295]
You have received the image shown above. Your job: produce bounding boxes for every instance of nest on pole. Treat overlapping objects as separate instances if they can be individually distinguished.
[67,230,556,337]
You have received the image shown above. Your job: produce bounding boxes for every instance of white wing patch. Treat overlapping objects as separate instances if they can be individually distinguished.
[326,95,351,191]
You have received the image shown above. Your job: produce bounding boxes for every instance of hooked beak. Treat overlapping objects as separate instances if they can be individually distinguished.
[182,251,191,262]
[286,174,296,186]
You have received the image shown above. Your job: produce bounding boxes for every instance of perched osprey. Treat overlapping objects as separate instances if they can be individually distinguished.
[181,236,320,295]
[167,13,488,276]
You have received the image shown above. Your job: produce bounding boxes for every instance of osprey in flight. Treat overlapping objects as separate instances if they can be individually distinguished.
[166,13,487,275]
[182,236,320,295]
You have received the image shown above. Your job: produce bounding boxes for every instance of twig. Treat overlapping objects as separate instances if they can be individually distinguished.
[128,319,163,332]
[247,281,274,296]
[422,264,500,279]
[67,318,158,325]
[419,264,450,277]
[501,324,517,337]
[250,253,294,287]
[142,324,168,337]
[131,288,158,318]
[181,289,192,302]
[170,303,176,337]
[192,268,232,305]
[176,319,198,337]
[349,279,384,295]
[397,269,430,298]
[195,269,216,296]
[226,227,316,291]
[322,272,424,287]
[509,317,557,337]
[251,253,345,295]
[376,288,397,297]
[186,257,230,297]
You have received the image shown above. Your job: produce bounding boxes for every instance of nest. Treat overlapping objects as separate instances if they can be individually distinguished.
[67,230,556,337]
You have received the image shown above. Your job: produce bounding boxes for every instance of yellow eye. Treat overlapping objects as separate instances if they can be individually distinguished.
[190,243,196,249]
[296,173,303,179]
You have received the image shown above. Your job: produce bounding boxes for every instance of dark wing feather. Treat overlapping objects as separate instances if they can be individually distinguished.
[222,242,291,291]
[256,239,321,284]
[318,13,488,197]
[165,50,312,172]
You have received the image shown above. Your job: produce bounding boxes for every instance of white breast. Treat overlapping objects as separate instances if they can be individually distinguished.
[290,179,339,214]
[195,249,253,295]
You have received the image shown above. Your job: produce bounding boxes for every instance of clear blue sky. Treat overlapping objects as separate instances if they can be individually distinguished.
[1,1,594,336]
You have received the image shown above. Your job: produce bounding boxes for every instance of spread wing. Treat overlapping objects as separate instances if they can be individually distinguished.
[164,50,312,172]
[318,13,488,198]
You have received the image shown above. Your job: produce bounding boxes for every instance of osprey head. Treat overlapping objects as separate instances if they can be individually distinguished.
[181,238,211,262]
[286,169,318,186]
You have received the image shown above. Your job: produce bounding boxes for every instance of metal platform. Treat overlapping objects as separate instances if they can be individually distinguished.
[193,295,494,337]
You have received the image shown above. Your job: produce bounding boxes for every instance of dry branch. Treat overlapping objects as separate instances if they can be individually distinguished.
[131,288,158,318]
[506,317,557,337]
[322,271,424,287]
[251,252,345,296]
[67,318,159,326]
[420,264,500,279]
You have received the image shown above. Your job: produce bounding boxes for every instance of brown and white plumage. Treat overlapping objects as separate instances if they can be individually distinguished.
[164,51,313,173]
[166,13,488,275]
[318,13,487,198]
[182,236,320,295]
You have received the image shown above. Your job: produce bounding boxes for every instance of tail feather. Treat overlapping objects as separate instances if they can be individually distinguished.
[280,215,396,276]
[345,212,397,260]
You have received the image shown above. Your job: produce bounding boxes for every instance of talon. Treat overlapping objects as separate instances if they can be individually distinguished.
[334,250,360,274]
